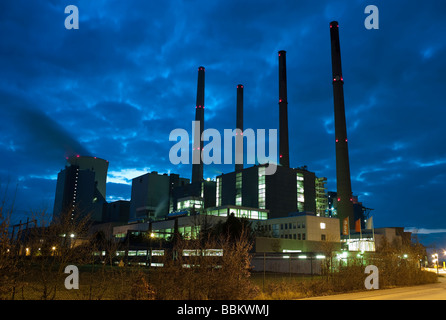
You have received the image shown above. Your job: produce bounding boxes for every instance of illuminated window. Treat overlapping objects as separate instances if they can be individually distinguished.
[258,167,266,209]
[320,222,326,230]
[216,177,222,207]
[296,173,305,212]
[235,172,242,206]
[201,182,205,199]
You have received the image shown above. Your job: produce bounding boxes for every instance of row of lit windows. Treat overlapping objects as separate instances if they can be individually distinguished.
[280,233,306,240]
[264,222,306,231]
[206,208,268,220]
[258,167,266,209]
[112,248,223,257]
[177,199,203,210]
[153,226,201,240]
[296,173,305,212]
[216,177,222,207]
[235,172,242,206]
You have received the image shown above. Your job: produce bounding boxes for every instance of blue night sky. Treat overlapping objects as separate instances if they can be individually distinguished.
[1,1,445,248]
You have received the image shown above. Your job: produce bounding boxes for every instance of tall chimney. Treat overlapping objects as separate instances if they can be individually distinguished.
[329,21,354,230]
[192,66,205,184]
[235,84,244,172]
[278,50,290,168]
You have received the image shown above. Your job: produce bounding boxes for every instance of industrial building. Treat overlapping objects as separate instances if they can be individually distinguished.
[216,164,327,219]
[50,21,379,265]
[53,155,109,223]
[129,171,189,222]
[327,191,367,229]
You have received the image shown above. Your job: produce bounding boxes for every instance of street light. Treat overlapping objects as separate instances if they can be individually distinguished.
[432,253,439,274]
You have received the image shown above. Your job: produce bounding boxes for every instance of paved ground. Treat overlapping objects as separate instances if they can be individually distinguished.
[301,273,446,300]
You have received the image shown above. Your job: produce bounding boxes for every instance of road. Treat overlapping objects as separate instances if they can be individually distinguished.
[301,272,446,300]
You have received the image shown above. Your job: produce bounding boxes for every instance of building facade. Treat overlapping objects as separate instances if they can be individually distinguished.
[129,171,189,222]
[53,156,108,223]
[216,164,326,219]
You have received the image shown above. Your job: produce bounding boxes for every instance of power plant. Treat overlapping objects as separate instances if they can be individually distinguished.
[51,20,373,255]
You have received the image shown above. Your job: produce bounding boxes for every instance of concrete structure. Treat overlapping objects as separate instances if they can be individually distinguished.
[259,213,340,241]
[327,191,366,229]
[171,179,216,213]
[330,21,355,230]
[129,171,189,222]
[278,50,290,168]
[216,164,321,219]
[103,200,130,223]
[53,156,108,223]
[113,213,227,241]
[67,155,109,199]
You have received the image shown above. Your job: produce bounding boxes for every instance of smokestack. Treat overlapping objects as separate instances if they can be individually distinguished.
[192,66,205,184]
[235,84,244,172]
[329,21,354,229]
[278,50,290,168]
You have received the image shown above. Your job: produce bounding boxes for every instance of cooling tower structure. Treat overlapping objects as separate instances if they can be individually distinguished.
[329,21,355,230]
[67,155,109,200]
[53,155,109,223]
[192,66,205,184]
[278,50,290,168]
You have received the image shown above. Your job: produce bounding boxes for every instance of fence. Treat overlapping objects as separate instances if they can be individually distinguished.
[251,252,324,275]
